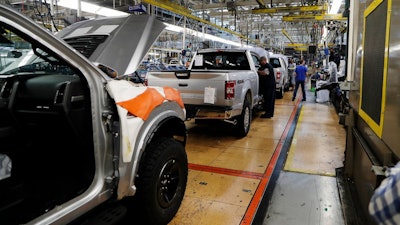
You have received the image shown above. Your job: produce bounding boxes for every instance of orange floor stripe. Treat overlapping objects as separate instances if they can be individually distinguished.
[188,164,264,180]
[186,96,302,181]
[240,96,301,225]
[185,95,301,224]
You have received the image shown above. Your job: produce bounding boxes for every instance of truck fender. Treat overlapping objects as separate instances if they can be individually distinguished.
[239,79,253,107]
[117,101,187,198]
[106,80,186,198]
[106,80,184,163]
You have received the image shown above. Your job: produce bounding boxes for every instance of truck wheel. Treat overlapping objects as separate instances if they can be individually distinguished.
[284,81,290,92]
[276,87,284,99]
[136,137,188,225]
[234,98,251,137]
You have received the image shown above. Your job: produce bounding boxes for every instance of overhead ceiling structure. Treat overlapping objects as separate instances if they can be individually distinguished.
[3,0,348,53]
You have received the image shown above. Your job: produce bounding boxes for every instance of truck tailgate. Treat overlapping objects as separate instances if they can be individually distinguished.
[147,70,229,106]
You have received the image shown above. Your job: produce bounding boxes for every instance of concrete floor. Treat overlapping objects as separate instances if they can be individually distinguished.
[169,83,347,225]
[263,172,345,225]
[262,88,346,225]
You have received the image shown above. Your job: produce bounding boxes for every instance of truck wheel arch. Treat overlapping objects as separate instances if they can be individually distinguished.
[234,91,252,137]
[115,101,187,199]
[126,136,188,224]
[145,116,187,146]
[134,117,187,224]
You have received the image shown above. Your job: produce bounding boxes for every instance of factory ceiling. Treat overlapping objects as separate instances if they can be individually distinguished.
[3,0,348,52]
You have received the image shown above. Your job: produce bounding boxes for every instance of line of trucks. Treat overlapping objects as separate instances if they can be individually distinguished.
[147,48,290,137]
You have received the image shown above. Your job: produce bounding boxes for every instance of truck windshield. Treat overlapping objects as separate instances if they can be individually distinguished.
[270,58,282,68]
[191,52,250,70]
[0,23,75,75]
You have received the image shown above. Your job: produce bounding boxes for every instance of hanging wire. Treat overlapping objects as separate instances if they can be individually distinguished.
[43,0,59,32]
[33,0,47,29]
[32,0,59,32]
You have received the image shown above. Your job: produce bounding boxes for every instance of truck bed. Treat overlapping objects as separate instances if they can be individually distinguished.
[147,69,257,119]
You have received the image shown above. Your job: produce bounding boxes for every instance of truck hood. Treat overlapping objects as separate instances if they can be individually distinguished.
[56,15,165,76]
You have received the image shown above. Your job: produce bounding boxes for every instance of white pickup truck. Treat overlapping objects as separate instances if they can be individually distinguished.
[147,48,265,137]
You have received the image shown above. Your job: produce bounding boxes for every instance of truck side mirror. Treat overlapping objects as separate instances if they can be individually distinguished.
[96,63,118,78]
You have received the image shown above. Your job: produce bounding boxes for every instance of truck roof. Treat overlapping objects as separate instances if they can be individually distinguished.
[196,48,268,59]
[197,48,248,53]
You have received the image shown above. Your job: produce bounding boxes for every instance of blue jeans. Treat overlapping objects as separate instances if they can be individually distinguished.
[293,80,306,100]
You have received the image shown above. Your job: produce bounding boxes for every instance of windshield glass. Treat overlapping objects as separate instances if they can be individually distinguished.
[270,58,282,68]
[0,23,74,75]
[191,51,250,70]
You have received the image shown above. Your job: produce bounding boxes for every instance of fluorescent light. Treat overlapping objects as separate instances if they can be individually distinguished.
[58,0,129,17]
[203,33,243,47]
[164,23,247,47]
[329,0,342,14]
[164,23,184,33]
[59,2,246,47]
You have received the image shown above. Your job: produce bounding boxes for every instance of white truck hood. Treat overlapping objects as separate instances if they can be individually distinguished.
[57,15,180,164]
[56,15,165,76]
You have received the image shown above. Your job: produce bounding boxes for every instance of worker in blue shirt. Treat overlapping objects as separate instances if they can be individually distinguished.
[292,59,308,102]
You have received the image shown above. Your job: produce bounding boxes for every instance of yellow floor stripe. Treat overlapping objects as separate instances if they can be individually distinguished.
[284,105,340,176]
[283,108,304,172]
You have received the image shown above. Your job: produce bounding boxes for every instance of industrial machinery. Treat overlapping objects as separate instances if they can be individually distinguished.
[342,0,399,224]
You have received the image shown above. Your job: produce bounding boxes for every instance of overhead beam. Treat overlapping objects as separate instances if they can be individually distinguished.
[255,0,265,8]
[286,43,306,47]
[142,0,263,46]
[294,47,308,51]
[190,0,259,10]
[282,14,347,21]
[281,29,294,44]
[252,5,327,14]
[143,0,191,14]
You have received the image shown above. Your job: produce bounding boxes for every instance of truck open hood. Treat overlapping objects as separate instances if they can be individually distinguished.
[56,15,165,76]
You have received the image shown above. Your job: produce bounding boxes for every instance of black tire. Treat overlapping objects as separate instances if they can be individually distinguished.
[234,98,251,137]
[276,86,284,99]
[136,137,188,225]
[284,80,290,92]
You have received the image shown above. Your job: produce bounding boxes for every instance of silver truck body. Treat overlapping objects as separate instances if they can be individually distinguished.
[269,54,289,98]
[149,70,259,118]
[147,48,264,136]
[0,5,187,225]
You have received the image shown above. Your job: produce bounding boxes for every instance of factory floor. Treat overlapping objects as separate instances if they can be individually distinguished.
[169,85,347,225]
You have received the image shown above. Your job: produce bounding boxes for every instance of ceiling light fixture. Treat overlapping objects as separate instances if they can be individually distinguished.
[58,0,129,17]
[58,1,248,47]
[164,23,246,47]
[329,0,342,14]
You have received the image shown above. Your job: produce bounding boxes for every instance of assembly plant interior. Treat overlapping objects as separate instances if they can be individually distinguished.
[0,0,399,225]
